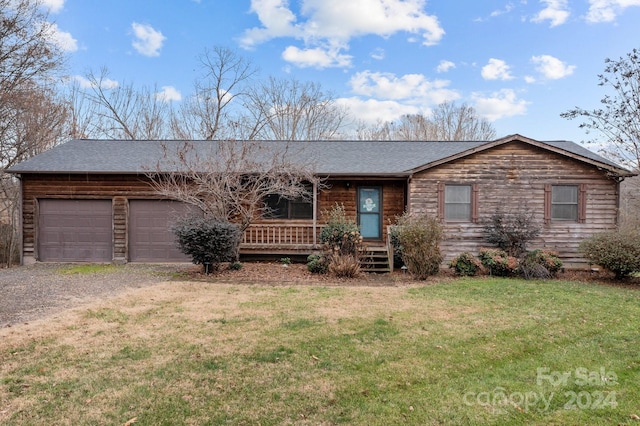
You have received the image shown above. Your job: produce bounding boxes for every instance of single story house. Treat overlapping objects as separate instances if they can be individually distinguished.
[7,134,636,268]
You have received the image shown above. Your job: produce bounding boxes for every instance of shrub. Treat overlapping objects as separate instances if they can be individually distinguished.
[579,231,640,279]
[394,213,443,280]
[306,254,328,274]
[478,248,518,277]
[483,208,541,257]
[327,253,361,278]
[171,216,241,273]
[320,204,362,256]
[519,250,563,280]
[320,204,363,277]
[449,252,482,276]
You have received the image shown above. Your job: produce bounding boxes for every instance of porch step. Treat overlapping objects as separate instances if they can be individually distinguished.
[360,245,391,273]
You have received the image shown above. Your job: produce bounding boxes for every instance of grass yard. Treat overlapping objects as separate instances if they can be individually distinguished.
[1,275,639,425]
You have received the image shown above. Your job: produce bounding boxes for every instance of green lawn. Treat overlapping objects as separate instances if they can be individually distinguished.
[1,277,639,425]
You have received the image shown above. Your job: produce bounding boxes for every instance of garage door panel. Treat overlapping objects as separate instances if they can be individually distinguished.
[38,199,113,262]
[129,200,194,262]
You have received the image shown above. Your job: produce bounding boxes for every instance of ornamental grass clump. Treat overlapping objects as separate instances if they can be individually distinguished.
[519,249,563,280]
[394,213,443,280]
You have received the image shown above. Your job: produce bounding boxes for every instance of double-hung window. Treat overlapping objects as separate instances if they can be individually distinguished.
[545,184,586,223]
[439,183,478,222]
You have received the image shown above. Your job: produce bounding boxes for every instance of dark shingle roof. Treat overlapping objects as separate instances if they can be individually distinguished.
[6,135,634,177]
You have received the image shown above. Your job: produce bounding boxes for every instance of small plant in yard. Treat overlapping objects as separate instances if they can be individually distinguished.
[579,231,640,279]
[280,257,291,266]
[519,249,563,279]
[172,215,241,273]
[393,212,443,280]
[478,247,518,276]
[483,207,540,257]
[306,254,328,274]
[449,252,483,276]
[229,261,243,270]
[320,204,363,278]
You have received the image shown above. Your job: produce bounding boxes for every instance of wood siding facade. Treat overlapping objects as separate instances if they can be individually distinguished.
[15,139,626,267]
[18,174,406,263]
[408,141,621,266]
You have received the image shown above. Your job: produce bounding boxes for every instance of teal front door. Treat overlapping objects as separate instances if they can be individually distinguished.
[358,186,382,240]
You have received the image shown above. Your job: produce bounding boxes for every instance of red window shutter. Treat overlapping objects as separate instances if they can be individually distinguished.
[544,184,551,224]
[471,184,479,223]
[578,184,587,223]
[437,182,445,222]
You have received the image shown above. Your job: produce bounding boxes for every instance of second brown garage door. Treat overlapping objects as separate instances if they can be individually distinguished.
[128,200,193,262]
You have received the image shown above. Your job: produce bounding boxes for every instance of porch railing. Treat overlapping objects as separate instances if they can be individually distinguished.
[241,223,321,250]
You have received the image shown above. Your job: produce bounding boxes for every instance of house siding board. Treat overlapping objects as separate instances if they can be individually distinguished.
[409,142,619,266]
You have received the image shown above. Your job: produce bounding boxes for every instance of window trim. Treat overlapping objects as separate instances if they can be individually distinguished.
[438,183,478,223]
[544,184,586,223]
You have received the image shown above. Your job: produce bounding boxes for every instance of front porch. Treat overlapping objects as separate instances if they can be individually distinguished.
[240,222,393,272]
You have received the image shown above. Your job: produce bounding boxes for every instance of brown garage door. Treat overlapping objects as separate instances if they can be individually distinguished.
[129,200,192,262]
[38,199,113,262]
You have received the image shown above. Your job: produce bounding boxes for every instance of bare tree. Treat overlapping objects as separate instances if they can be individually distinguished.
[0,0,68,266]
[243,76,348,140]
[561,48,640,172]
[73,68,172,139]
[358,102,496,141]
[147,140,319,232]
[171,46,257,140]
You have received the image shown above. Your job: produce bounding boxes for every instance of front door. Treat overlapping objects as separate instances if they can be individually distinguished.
[358,186,382,240]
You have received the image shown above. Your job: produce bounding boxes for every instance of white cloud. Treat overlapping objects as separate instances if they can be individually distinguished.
[472,89,529,121]
[42,22,78,52]
[586,0,640,22]
[73,75,119,89]
[336,97,421,125]
[436,60,456,73]
[41,0,65,13]
[281,45,352,68]
[348,70,459,104]
[531,55,575,79]
[155,86,182,102]
[131,22,165,57]
[241,0,444,69]
[371,48,385,60]
[531,0,570,26]
[481,58,514,81]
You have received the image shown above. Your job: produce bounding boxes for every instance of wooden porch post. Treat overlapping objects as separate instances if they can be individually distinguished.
[312,180,318,248]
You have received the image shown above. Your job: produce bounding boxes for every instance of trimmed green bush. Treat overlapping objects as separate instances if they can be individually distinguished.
[394,213,443,280]
[478,248,518,277]
[579,231,640,279]
[449,252,482,276]
[306,254,328,274]
[172,216,241,273]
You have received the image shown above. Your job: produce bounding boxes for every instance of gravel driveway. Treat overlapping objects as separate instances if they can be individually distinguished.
[0,263,188,327]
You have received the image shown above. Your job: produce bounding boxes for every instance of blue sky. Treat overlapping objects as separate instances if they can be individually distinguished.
[43,0,640,142]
